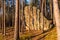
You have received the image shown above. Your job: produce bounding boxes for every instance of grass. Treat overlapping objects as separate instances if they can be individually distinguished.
[44,27,57,40]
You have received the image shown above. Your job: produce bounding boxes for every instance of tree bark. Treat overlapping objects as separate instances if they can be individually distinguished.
[53,0,60,40]
[14,0,19,40]
[40,0,44,32]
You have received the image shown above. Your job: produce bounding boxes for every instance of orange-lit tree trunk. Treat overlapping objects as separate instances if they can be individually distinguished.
[53,0,60,40]
[14,0,19,40]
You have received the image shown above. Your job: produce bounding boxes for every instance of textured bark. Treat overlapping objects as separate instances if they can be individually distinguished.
[14,0,19,40]
[53,0,60,40]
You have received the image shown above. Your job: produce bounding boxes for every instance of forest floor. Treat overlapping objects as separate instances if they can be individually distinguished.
[0,26,57,40]
[44,27,57,40]
[0,33,3,40]
[20,27,57,40]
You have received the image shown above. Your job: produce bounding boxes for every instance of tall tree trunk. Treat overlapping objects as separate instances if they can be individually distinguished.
[14,0,19,40]
[1,0,3,34]
[53,0,60,40]
[12,0,14,27]
[21,0,25,33]
[40,0,44,32]
[3,0,6,36]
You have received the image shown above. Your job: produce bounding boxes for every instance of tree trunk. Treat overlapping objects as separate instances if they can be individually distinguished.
[50,0,53,19]
[3,0,6,36]
[21,0,25,33]
[14,0,19,40]
[40,0,44,32]
[53,0,60,40]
